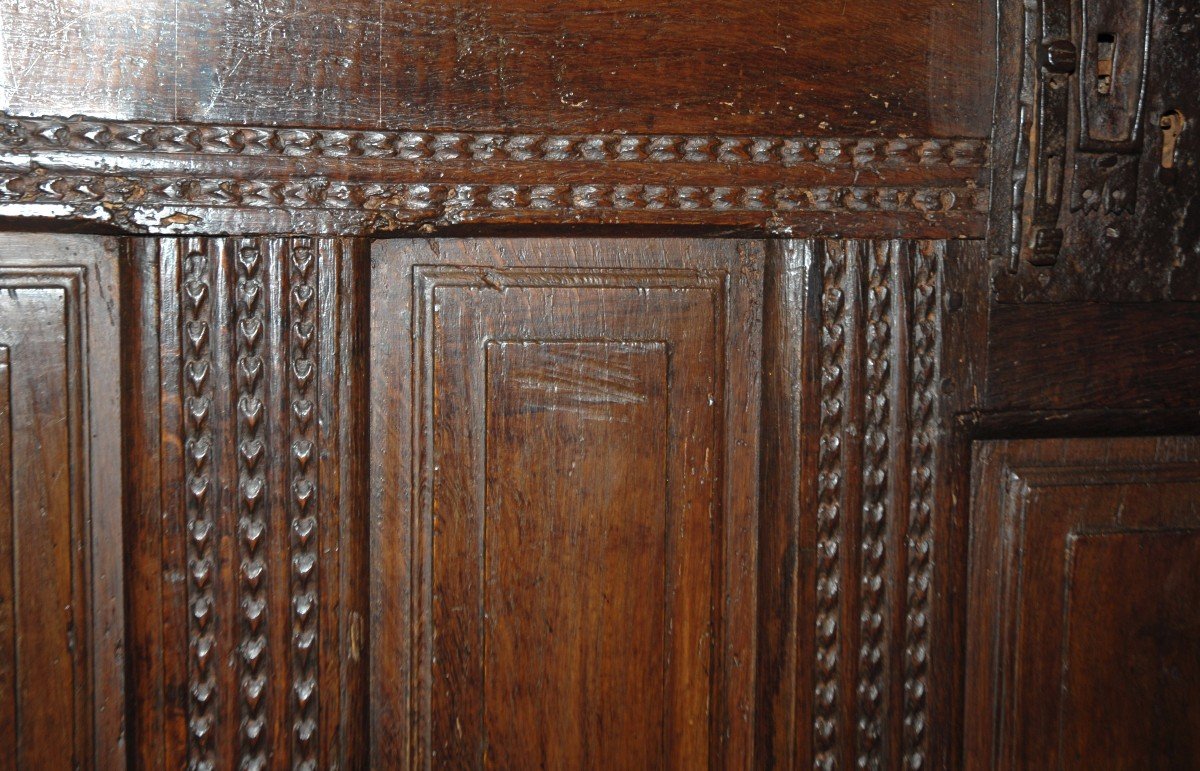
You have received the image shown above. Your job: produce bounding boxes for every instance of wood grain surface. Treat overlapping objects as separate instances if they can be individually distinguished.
[967,437,1200,770]
[369,237,763,768]
[0,234,122,768]
[0,0,1196,768]
[0,0,993,138]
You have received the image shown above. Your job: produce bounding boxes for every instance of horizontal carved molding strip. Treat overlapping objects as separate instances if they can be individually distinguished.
[0,112,988,236]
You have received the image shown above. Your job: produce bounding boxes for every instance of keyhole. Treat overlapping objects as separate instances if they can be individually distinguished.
[1159,110,1185,182]
[1096,34,1115,95]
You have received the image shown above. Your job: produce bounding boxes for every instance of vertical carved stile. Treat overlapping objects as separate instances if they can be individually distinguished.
[857,241,894,770]
[799,238,949,769]
[149,236,363,768]
[814,242,848,770]
[183,238,218,770]
[289,238,320,769]
[903,242,941,770]
[235,239,269,769]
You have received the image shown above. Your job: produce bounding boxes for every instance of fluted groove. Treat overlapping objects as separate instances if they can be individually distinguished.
[234,239,269,770]
[174,238,347,769]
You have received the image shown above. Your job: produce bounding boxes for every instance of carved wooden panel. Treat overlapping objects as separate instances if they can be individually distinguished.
[123,236,368,769]
[966,436,1200,770]
[0,111,989,238]
[0,0,996,239]
[0,234,123,767]
[0,0,1194,767]
[753,238,978,771]
[369,237,762,768]
[811,239,947,771]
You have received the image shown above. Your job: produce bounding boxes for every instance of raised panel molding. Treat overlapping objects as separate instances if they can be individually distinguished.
[966,437,1200,770]
[0,231,975,768]
[370,238,763,769]
[0,112,987,237]
[0,235,123,768]
[123,236,368,769]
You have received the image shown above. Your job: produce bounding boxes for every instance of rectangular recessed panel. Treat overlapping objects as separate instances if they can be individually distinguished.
[1062,531,1200,767]
[0,286,80,769]
[0,238,124,767]
[425,273,721,769]
[371,237,763,768]
[967,437,1200,770]
[483,341,668,769]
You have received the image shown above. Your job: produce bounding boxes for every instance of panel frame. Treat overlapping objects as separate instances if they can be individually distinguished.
[965,436,1200,770]
[369,237,764,769]
[0,236,123,768]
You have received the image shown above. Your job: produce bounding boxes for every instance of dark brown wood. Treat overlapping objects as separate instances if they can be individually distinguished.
[483,340,670,768]
[928,238,993,771]
[122,236,171,770]
[1061,531,1200,765]
[369,237,762,768]
[755,240,813,770]
[966,436,1200,770]
[987,301,1200,410]
[750,237,983,771]
[0,111,989,237]
[0,1,1197,768]
[991,0,1200,301]
[122,236,369,769]
[0,0,995,237]
[0,234,123,767]
[0,0,993,138]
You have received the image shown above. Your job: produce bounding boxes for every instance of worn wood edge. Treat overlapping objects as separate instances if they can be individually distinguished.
[985,0,1031,273]
[0,112,989,236]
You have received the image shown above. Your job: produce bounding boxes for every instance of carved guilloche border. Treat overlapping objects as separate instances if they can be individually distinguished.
[0,112,989,235]
[0,112,986,166]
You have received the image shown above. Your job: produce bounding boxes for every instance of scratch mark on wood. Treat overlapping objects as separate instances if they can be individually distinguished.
[506,344,651,421]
